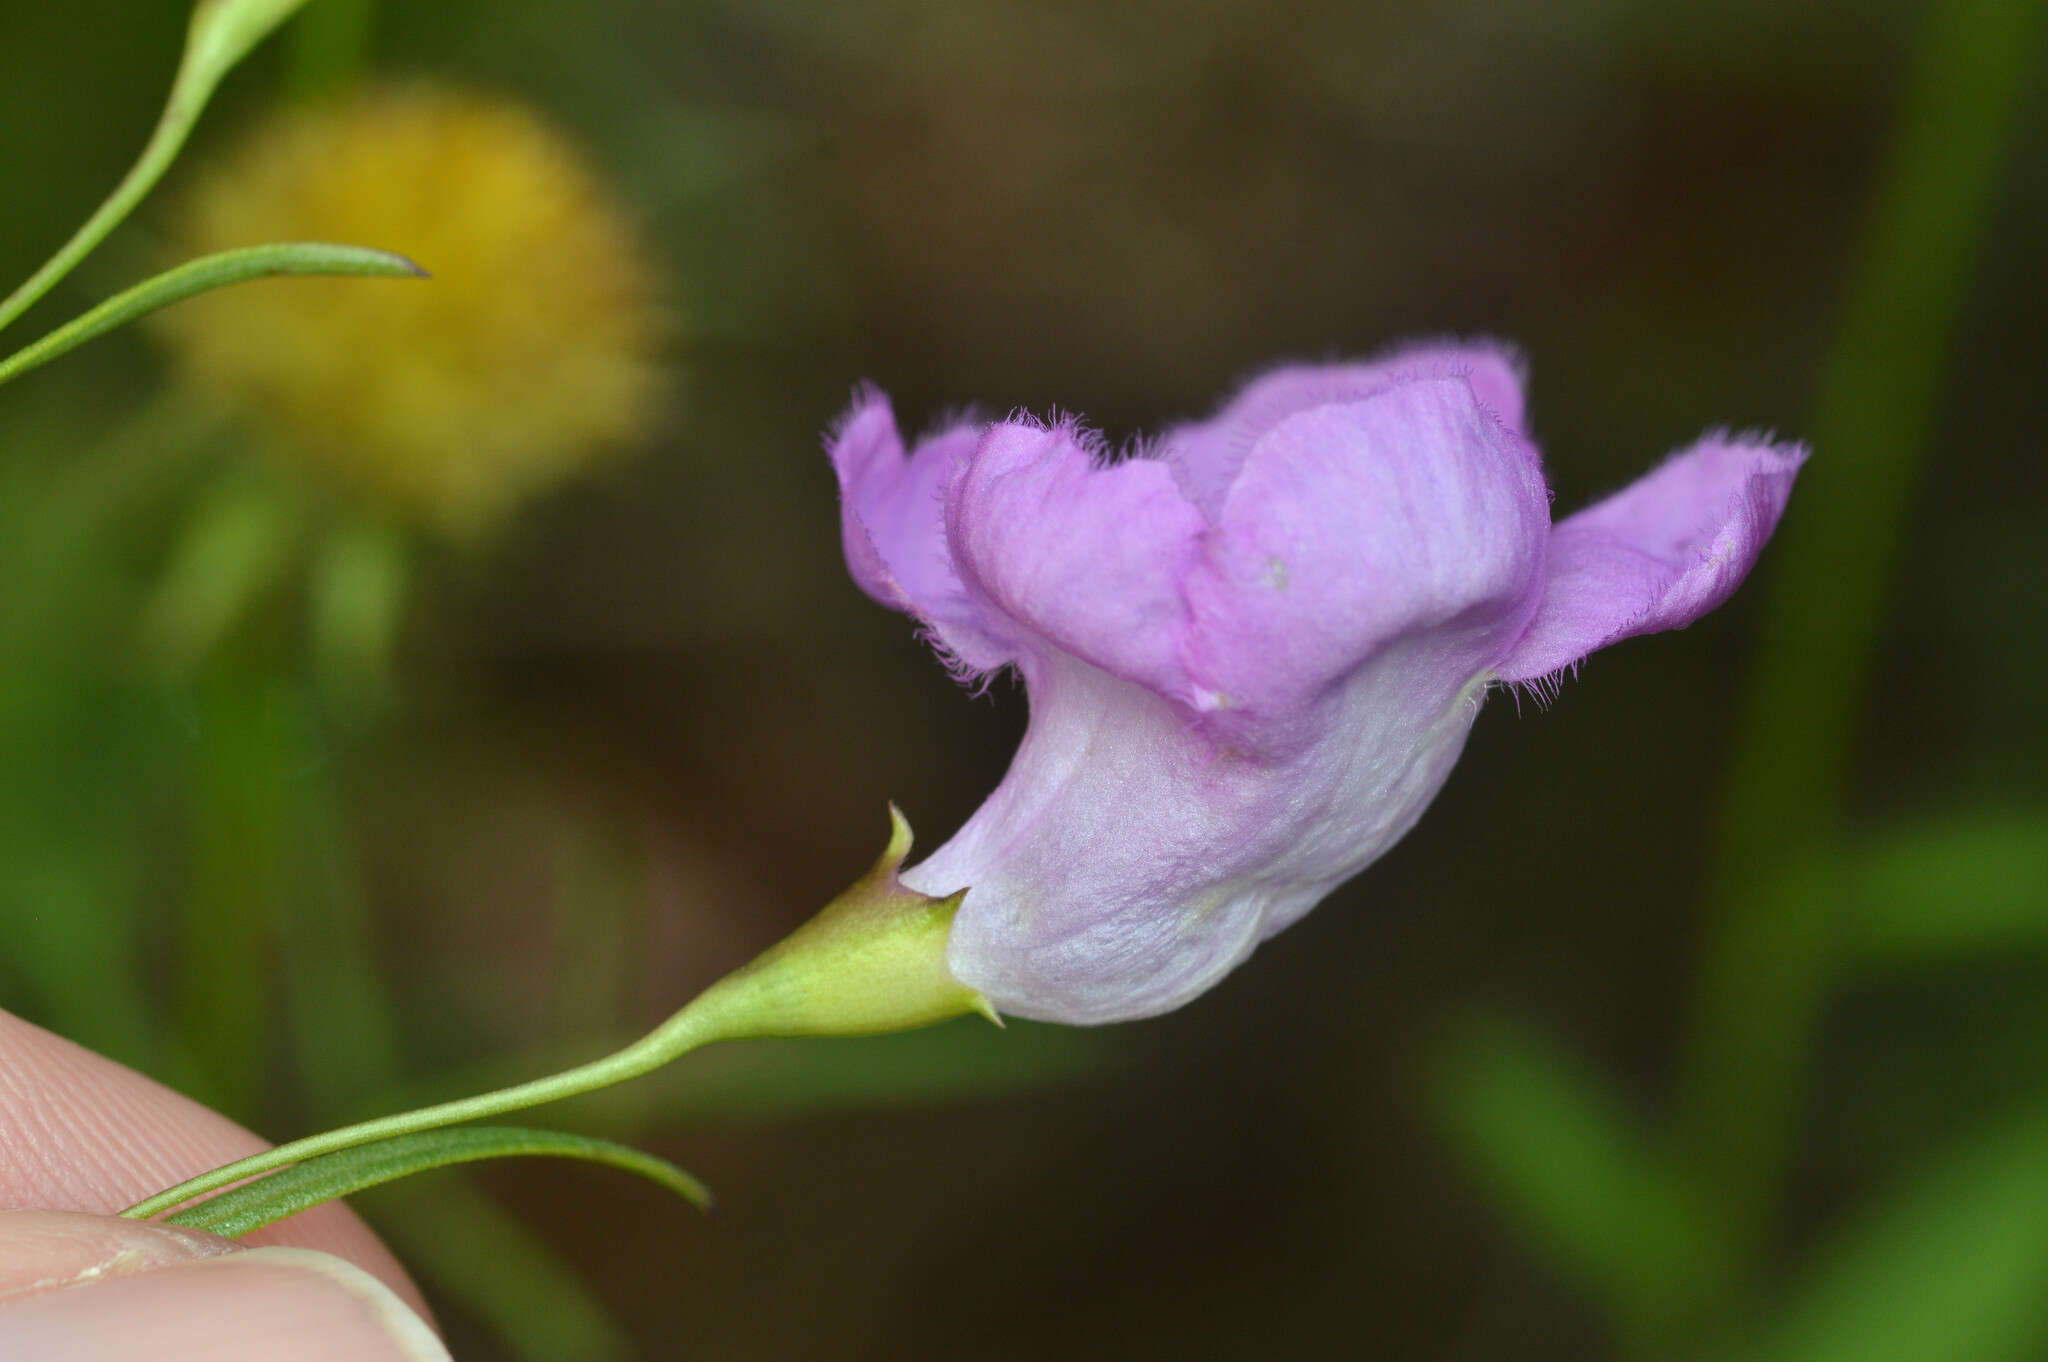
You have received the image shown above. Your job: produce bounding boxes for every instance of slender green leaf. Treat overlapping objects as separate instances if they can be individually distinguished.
[0,243,423,388]
[1838,809,2048,965]
[1722,1095,2048,1362]
[1671,0,2046,1298]
[1431,1014,1714,1345]
[160,1125,711,1238]
[0,0,313,336]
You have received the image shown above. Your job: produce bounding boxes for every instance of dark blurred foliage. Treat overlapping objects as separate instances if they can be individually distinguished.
[2,0,2045,1359]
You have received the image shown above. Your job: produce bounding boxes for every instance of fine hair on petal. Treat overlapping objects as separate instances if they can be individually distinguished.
[1499,663,1574,713]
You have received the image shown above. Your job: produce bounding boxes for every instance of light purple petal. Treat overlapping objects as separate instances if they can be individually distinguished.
[946,418,1208,699]
[1163,340,1527,521]
[1494,434,1808,684]
[910,375,1546,1022]
[827,389,1012,671]
[1180,375,1550,753]
[912,647,1490,1023]
[833,356,1805,1027]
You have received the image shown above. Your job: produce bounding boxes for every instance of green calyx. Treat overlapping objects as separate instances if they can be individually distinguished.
[662,805,996,1044]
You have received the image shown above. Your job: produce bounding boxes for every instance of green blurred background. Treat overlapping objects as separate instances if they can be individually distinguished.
[3,0,2045,1358]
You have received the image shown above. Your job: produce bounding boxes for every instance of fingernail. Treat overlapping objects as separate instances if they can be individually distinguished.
[0,1210,234,1303]
[0,1243,450,1361]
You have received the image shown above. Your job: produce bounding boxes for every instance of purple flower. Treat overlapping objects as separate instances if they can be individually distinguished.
[828,343,1805,1024]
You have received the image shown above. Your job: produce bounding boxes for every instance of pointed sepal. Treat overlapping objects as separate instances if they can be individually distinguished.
[668,806,996,1044]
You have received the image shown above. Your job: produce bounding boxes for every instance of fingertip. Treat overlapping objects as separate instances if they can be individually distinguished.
[0,1211,234,1303]
[0,1009,425,1315]
[0,1242,449,1362]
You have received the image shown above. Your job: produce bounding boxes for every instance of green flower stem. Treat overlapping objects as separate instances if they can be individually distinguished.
[0,243,423,390]
[0,0,311,338]
[123,997,726,1221]
[123,807,992,1222]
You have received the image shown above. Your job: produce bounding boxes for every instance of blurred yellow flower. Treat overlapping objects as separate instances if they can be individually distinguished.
[157,86,664,535]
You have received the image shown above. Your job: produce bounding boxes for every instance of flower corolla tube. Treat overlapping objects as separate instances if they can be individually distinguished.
[828,344,1805,1025]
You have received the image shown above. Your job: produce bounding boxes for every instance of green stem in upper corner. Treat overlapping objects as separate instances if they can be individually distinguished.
[0,0,313,340]
[122,806,995,1222]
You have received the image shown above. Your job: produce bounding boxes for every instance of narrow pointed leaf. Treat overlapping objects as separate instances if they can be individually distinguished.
[0,243,423,388]
[1721,1094,2048,1362]
[1838,808,2048,965]
[1430,1014,1715,1342]
[0,0,312,334]
[159,1125,710,1238]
